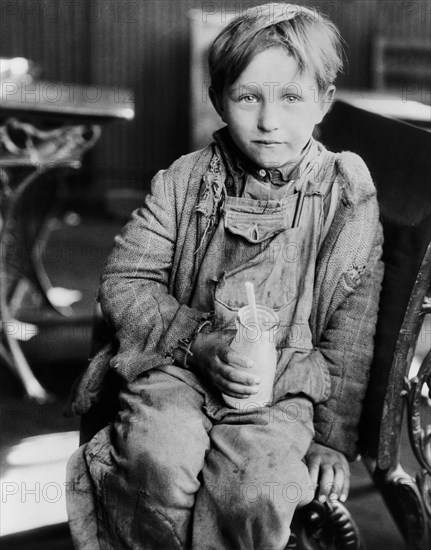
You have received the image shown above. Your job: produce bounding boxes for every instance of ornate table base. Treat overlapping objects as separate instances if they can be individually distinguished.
[0,118,100,401]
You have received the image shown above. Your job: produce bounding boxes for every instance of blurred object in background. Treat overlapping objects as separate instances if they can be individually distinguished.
[372,36,431,104]
[1,431,79,537]
[188,9,228,150]
[0,56,41,83]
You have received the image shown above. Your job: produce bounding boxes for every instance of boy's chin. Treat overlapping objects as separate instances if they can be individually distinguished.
[243,144,304,169]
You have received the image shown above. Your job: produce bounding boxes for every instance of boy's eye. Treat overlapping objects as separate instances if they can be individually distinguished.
[284,95,300,103]
[239,94,259,103]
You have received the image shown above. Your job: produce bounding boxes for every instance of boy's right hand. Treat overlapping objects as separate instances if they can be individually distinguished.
[190,330,261,398]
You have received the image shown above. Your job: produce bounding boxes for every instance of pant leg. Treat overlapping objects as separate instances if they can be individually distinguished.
[67,444,101,550]
[192,397,315,550]
[85,365,211,550]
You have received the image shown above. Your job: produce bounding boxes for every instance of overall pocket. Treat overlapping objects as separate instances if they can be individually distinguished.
[213,227,303,330]
[224,208,289,243]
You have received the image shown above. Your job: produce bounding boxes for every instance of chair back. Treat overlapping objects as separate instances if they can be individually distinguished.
[318,100,431,466]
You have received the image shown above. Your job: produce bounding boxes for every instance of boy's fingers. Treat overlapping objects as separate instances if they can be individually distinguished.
[307,459,320,489]
[221,382,259,396]
[340,468,350,502]
[223,364,260,386]
[330,464,345,500]
[219,389,248,399]
[213,372,259,396]
[317,464,334,502]
[222,349,256,370]
[215,353,259,385]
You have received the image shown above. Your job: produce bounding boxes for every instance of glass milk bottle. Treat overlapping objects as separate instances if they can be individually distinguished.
[223,304,279,409]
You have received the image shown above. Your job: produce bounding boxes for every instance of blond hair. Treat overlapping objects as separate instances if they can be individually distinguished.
[209,3,345,95]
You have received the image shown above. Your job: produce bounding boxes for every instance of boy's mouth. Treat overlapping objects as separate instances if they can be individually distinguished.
[253,140,284,145]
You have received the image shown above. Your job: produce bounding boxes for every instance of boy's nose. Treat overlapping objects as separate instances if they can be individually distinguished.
[257,103,280,132]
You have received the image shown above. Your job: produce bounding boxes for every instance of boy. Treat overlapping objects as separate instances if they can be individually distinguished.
[67,4,384,549]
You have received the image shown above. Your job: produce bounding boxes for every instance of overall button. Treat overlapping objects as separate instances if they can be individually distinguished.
[258,169,267,178]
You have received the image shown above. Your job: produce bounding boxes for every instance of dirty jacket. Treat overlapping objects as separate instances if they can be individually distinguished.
[71,139,384,460]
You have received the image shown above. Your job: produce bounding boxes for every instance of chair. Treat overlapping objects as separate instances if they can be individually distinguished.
[70,100,431,549]
[317,100,431,549]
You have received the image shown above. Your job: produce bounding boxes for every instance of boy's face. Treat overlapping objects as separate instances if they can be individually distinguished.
[212,47,334,168]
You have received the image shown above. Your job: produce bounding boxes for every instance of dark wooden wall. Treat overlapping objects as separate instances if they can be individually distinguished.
[1,0,429,200]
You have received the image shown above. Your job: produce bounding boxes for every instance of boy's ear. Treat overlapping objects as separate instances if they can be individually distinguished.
[320,85,336,118]
[209,86,225,121]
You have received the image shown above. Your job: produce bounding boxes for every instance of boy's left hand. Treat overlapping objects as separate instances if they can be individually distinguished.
[305,442,350,503]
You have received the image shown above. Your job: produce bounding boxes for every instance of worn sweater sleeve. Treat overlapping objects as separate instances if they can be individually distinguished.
[98,160,210,382]
[312,203,384,460]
